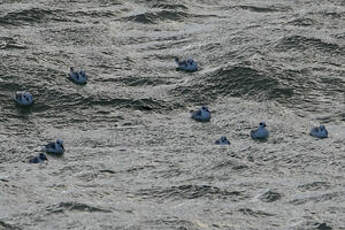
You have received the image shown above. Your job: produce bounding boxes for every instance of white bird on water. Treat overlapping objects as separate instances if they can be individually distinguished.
[250,121,269,140]
[68,67,87,84]
[215,136,231,145]
[42,139,65,155]
[310,125,328,139]
[191,106,211,122]
[14,91,33,106]
[175,57,198,72]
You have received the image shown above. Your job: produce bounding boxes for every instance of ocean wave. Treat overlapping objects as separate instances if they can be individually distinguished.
[172,65,294,104]
[288,221,332,230]
[297,181,331,192]
[0,220,21,230]
[238,208,275,217]
[0,8,66,25]
[122,10,188,24]
[96,76,171,86]
[256,190,282,202]
[46,202,112,214]
[274,35,341,53]
[98,0,122,7]
[286,17,316,26]
[136,184,244,200]
[145,217,199,230]
[0,37,26,49]
[229,4,291,13]
[289,191,345,205]
[152,3,188,10]
[65,10,115,18]
[85,96,180,111]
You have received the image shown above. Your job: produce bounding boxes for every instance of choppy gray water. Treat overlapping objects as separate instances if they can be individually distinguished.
[1,0,345,229]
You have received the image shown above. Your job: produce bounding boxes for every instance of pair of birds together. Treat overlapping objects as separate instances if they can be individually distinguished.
[191,106,329,145]
[14,67,87,106]
[29,139,64,163]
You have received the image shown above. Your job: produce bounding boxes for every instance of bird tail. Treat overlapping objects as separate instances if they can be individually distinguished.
[250,130,256,139]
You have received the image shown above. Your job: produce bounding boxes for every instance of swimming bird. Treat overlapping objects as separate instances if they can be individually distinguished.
[42,139,64,155]
[29,153,48,164]
[310,125,328,139]
[191,106,211,122]
[250,121,269,140]
[215,136,231,145]
[68,67,87,84]
[175,57,198,72]
[14,91,33,106]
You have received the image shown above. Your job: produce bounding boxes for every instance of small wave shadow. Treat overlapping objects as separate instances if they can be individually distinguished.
[136,184,246,201]
[46,201,112,214]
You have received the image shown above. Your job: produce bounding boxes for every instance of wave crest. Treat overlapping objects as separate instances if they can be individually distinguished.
[172,65,293,103]
[123,10,188,24]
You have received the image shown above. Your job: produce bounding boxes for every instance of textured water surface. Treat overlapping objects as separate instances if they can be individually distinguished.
[1,0,345,229]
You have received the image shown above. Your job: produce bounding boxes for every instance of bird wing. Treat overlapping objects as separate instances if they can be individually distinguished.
[45,142,56,149]
[194,110,202,116]
[68,71,78,79]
